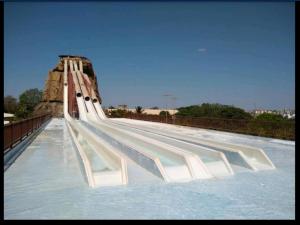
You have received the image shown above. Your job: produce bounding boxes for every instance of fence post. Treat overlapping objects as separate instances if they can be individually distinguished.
[10,125,13,149]
[18,122,21,142]
[25,119,28,137]
[21,121,23,140]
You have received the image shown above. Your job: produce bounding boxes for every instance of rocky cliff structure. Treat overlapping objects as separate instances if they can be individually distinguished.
[34,55,102,117]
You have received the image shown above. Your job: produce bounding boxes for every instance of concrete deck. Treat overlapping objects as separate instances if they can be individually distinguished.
[4,118,295,219]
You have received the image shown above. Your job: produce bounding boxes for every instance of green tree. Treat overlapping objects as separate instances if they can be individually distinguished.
[255,113,285,122]
[151,106,159,109]
[15,88,43,119]
[176,103,252,120]
[19,88,43,112]
[4,95,18,113]
[15,104,30,119]
[135,106,143,114]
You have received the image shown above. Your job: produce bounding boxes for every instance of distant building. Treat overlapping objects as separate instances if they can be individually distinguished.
[284,113,295,119]
[107,108,178,116]
[251,109,295,119]
[282,111,295,119]
[117,105,128,110]
[252,109,279,116]
[132,108,178,115]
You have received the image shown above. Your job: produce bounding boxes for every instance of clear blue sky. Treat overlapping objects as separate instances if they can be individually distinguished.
[4,2,295,110]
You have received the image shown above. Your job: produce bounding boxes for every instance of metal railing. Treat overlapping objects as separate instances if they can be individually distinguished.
[4,114,52,151]
[117,113,295,140]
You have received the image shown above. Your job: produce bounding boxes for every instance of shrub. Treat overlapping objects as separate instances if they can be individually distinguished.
[255,113,285,122]
[176,103,252,120]
[110,109,128,118]
[159,111,170,116]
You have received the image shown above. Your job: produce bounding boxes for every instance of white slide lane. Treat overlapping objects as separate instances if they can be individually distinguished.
[69,60,87,121]
[64,60,128,188]
[111,119,276,171]
[104,120,234,177]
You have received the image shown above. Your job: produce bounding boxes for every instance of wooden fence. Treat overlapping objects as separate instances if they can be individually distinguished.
[117,114,295,140]
[4,114,52,151]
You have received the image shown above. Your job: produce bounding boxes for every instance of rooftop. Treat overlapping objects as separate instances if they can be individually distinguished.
[58,55,89,60]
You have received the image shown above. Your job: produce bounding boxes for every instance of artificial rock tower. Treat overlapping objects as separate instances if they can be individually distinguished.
[34,55,102,117]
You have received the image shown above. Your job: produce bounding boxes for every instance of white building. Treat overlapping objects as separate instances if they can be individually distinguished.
[252,109,295,119]
[107,108,178,115]
[4,113,15,125]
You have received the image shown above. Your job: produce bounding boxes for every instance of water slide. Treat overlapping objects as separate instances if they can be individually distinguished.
[80,119,213,182]
[69,60,217,182]
[65,58,275,187]
[68,60,211,182]
[69,60,87,121]
[64,60,128,187]
[111,119,276,171]
[73,61,100,122]
[76,61,107,120]
[82,72,107,120]
[99,121,234,177]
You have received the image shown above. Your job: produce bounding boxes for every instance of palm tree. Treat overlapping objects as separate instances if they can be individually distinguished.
[135,106,143,114]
